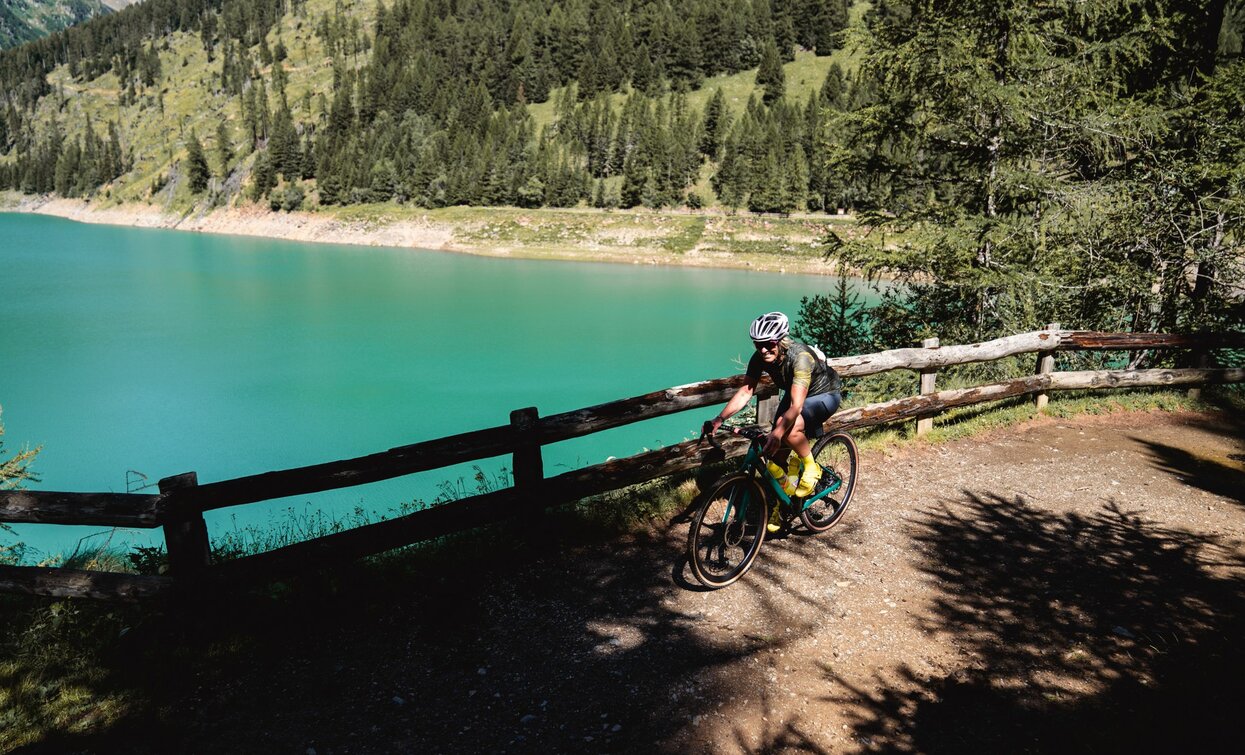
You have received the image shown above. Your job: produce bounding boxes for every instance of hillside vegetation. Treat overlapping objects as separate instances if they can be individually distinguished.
[0,1,114,51]
[0,0,1241,355]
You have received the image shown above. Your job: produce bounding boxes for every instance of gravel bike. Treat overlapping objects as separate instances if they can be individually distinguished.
[687,425,858,589]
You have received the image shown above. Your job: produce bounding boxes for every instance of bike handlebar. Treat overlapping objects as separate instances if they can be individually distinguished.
[699,424,765,450]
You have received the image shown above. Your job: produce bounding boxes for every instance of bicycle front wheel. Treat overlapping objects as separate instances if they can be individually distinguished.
[687,474,768,589]
[800,432,859,533]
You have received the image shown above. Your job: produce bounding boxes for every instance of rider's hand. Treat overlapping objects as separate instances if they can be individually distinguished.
[762,431,781,457]
[702,417,723,436]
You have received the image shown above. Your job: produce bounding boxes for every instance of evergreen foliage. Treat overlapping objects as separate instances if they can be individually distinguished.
[0,410,39,492]
[185,129,210,193]
[755,36,785,104]
[0,0,1240,352]
[0,410,39,567]
[828,0,1244,349]
[1,0,851,208]
[215,119,233,176]
[794,272,871,358]
[0,0,107,52]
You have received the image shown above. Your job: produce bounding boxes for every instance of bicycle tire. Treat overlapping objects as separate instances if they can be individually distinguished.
[800,431,858,533]
[687,474,768,589]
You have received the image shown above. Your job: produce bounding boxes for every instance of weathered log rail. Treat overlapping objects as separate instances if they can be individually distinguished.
[2,329,1242,600]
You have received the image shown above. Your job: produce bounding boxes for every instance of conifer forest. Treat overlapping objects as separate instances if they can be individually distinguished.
[1,0,1242,347]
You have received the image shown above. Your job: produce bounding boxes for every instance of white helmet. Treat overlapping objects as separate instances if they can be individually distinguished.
[749,312,789,341]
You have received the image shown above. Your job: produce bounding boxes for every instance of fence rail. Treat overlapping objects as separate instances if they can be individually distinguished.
[2,329,1242,600]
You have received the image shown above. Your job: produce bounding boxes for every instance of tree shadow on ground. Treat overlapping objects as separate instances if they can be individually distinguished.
[1132,406,1245,507]
[823,491,1245,753]
[8,493,861,754]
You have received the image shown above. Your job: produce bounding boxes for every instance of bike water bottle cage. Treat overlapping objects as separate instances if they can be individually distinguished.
[749,312,789,342]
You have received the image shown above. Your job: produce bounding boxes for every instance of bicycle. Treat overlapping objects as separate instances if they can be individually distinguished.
[686,424,858,589]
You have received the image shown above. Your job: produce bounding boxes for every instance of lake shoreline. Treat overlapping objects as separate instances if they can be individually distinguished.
[1,193,856,277]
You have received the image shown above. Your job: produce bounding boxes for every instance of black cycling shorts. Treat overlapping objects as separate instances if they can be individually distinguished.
[774,391,842,438]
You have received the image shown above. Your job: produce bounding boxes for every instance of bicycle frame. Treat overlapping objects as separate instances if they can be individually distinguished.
[689,424,856,588]
[714,428,841,515]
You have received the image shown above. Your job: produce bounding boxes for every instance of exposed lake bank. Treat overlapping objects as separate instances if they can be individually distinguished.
[1,192,858,275]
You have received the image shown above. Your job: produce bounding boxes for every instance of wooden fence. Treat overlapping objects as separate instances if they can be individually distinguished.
[2,327,1242,600]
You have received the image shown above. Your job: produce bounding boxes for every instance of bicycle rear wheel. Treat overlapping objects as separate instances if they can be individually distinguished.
[687,474,768,589]
[800,432,858,533]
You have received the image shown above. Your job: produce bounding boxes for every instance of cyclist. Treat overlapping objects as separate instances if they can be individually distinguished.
[703,312,842,531]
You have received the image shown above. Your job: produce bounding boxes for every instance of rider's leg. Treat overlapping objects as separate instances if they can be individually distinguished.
[783,414,813,458]
[785,415,822,497]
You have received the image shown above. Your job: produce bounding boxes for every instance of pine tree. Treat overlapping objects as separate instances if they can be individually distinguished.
[699,88,728,159]
[837,0,1237,344]
[54,138,80,197]
[631,44,656,94]
[216,120,233,176]
[185,130,211,193]
[620,153,647,208]
[815,0,849,55]
[820,63,846,110]
[106,120,126,180]
[748,150,784,213]
[667,18,705,89]
[794,273,871,358]
[784,145,810,212]
[250,149,276,200]
[269,103,300,179]
[755,37,785,105]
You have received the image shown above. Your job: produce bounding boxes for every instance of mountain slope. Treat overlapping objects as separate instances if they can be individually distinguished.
[2,0,860,214]
[0,0,127,50]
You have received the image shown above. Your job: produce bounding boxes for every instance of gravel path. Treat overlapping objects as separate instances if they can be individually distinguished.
[34,410,1245,754]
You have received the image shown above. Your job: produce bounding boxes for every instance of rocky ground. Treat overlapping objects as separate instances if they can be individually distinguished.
[2,195,846,276]
[21,409,1245,754]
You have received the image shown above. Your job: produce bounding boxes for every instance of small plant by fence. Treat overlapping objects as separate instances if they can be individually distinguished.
[2,328,1242,600]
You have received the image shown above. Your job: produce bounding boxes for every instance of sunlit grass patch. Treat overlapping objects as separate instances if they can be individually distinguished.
[844,389,1205,456]
[0,596,136,752]
[0,659,130,751]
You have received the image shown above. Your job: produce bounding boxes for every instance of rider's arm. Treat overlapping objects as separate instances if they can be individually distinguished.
[706,375,758,433]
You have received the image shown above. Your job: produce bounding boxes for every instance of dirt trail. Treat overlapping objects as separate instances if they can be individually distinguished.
[30,410,1245,754]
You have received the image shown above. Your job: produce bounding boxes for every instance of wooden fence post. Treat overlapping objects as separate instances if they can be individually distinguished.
[1035,322,1060,411]
[916,337,939,436]
[159,472,211,578]
[510,407,544,496]
[756,394,779,428]
[1188,351,1212,401]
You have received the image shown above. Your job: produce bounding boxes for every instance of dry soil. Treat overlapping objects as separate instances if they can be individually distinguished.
[27,409,1245,754]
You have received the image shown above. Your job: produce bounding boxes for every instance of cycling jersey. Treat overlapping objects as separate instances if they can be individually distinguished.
[745,338,842,396]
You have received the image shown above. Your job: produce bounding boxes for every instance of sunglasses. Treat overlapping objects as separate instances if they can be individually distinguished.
[753,340,781,352]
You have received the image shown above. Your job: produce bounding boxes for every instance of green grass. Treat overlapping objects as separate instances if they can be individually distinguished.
[14,0,361,211]
[529,48,851,137]
[313,203,849,267]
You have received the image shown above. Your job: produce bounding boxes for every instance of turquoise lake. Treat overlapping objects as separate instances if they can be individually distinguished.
[0,212,866,560]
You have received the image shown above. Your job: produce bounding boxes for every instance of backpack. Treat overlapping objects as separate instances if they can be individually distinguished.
[808,344,843,393]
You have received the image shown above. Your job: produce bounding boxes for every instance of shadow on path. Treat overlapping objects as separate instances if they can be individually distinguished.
[1132,407,1245,508]
[825,491,1245,752]
[9,504,854,754]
